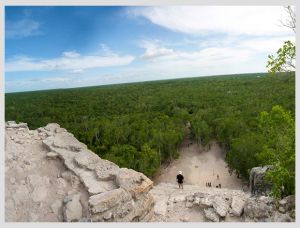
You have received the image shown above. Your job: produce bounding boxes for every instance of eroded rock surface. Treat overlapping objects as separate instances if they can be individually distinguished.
[249,166,273,196]
[5,121,154,222]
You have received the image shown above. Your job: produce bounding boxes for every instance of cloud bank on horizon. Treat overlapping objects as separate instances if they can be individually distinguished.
[5,6,294,92]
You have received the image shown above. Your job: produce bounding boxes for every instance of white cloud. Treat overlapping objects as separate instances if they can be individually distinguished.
[99,43,116,56]
[62,51,80,58]
[6,19,41,39]
[138,39,252,64]
[129,33,295,82]
[6,49,135,73]
[129,6,292,36]
[139,34,294,62]
[139,40,174,59]
[237,36,295,52]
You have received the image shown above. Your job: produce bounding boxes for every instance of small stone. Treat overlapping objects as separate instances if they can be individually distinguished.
[103,212,113,220]
[199,196,213,208]
[194,197,200,205]
[88,188,131,214]
[30,212,39,221]
[289,210,295,219]
[63,195,73,204]
[56,178,67,189]
[231,196,245,216]
[9,177,16,184]
[32,186,48,202]
[186,195,194,202]
[278,206,285,213]
[185,201,193,208]
[204,208,220,222]
[67,189,78,195]
[279,199,287,206]
[46,152,59,159]
[213,196,230,217]
[57,189,65,195]
[63,194,83,222]
[172,195,186,203]
[16,139,24,144]
[181,215,190,222]
[51,200,63,216]
[79,217,90,222]
[24,160,31,165]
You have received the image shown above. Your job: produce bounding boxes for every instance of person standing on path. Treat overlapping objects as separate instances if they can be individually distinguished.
[177,171,184,189]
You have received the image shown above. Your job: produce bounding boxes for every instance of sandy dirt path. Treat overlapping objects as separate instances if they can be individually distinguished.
[153,140,243,190]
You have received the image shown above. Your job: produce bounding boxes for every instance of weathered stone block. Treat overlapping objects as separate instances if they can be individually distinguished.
[204,208,220,222]
[63,194,83,222]
[249,166,273,196]
[230,196,246,216]
[213,196,230,217]
[88,188,131,214]
[116,168,153,198]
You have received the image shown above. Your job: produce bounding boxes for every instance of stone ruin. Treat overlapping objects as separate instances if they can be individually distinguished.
[5,121,154,222]
[5,121,295,222]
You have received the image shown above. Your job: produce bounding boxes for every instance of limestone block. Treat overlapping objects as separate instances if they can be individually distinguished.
[63,194,83,222]
[244,197,275,220]
[213,196,230,217]
[88,188,131,214]
[94,159,119,181]
[116,168,153,198]
[230,196,246,216]
[204,208,220,222]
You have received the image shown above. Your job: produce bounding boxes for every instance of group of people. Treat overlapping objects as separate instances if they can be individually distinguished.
[205,182,221,188]
[176,171,222,190]
[206,182,212,187]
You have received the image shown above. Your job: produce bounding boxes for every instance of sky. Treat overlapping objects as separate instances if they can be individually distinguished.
[5,6,295,92]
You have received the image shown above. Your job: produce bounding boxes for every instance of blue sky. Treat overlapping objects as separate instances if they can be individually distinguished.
[5,6,294,92]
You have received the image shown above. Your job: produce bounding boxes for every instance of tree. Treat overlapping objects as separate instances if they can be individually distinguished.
[138,144,160,177]
[226,132,263,179]
[257,105,295,198]
[267,6,296,73]
[104,144,138,170]
[280,6,296,33]
[267,40,295,73]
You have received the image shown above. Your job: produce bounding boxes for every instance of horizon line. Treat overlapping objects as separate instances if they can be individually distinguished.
[5,71,271,94]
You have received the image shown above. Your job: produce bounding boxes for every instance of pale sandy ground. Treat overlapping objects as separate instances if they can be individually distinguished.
[153,140,244,190]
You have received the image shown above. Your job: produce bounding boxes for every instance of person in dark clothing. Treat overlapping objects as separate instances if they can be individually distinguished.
[177,171,184,189]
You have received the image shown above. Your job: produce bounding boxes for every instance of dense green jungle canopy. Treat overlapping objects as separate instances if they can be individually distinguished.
[5,72,295,198]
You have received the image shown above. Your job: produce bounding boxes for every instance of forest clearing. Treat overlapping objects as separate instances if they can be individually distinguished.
[154,139,243,189]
